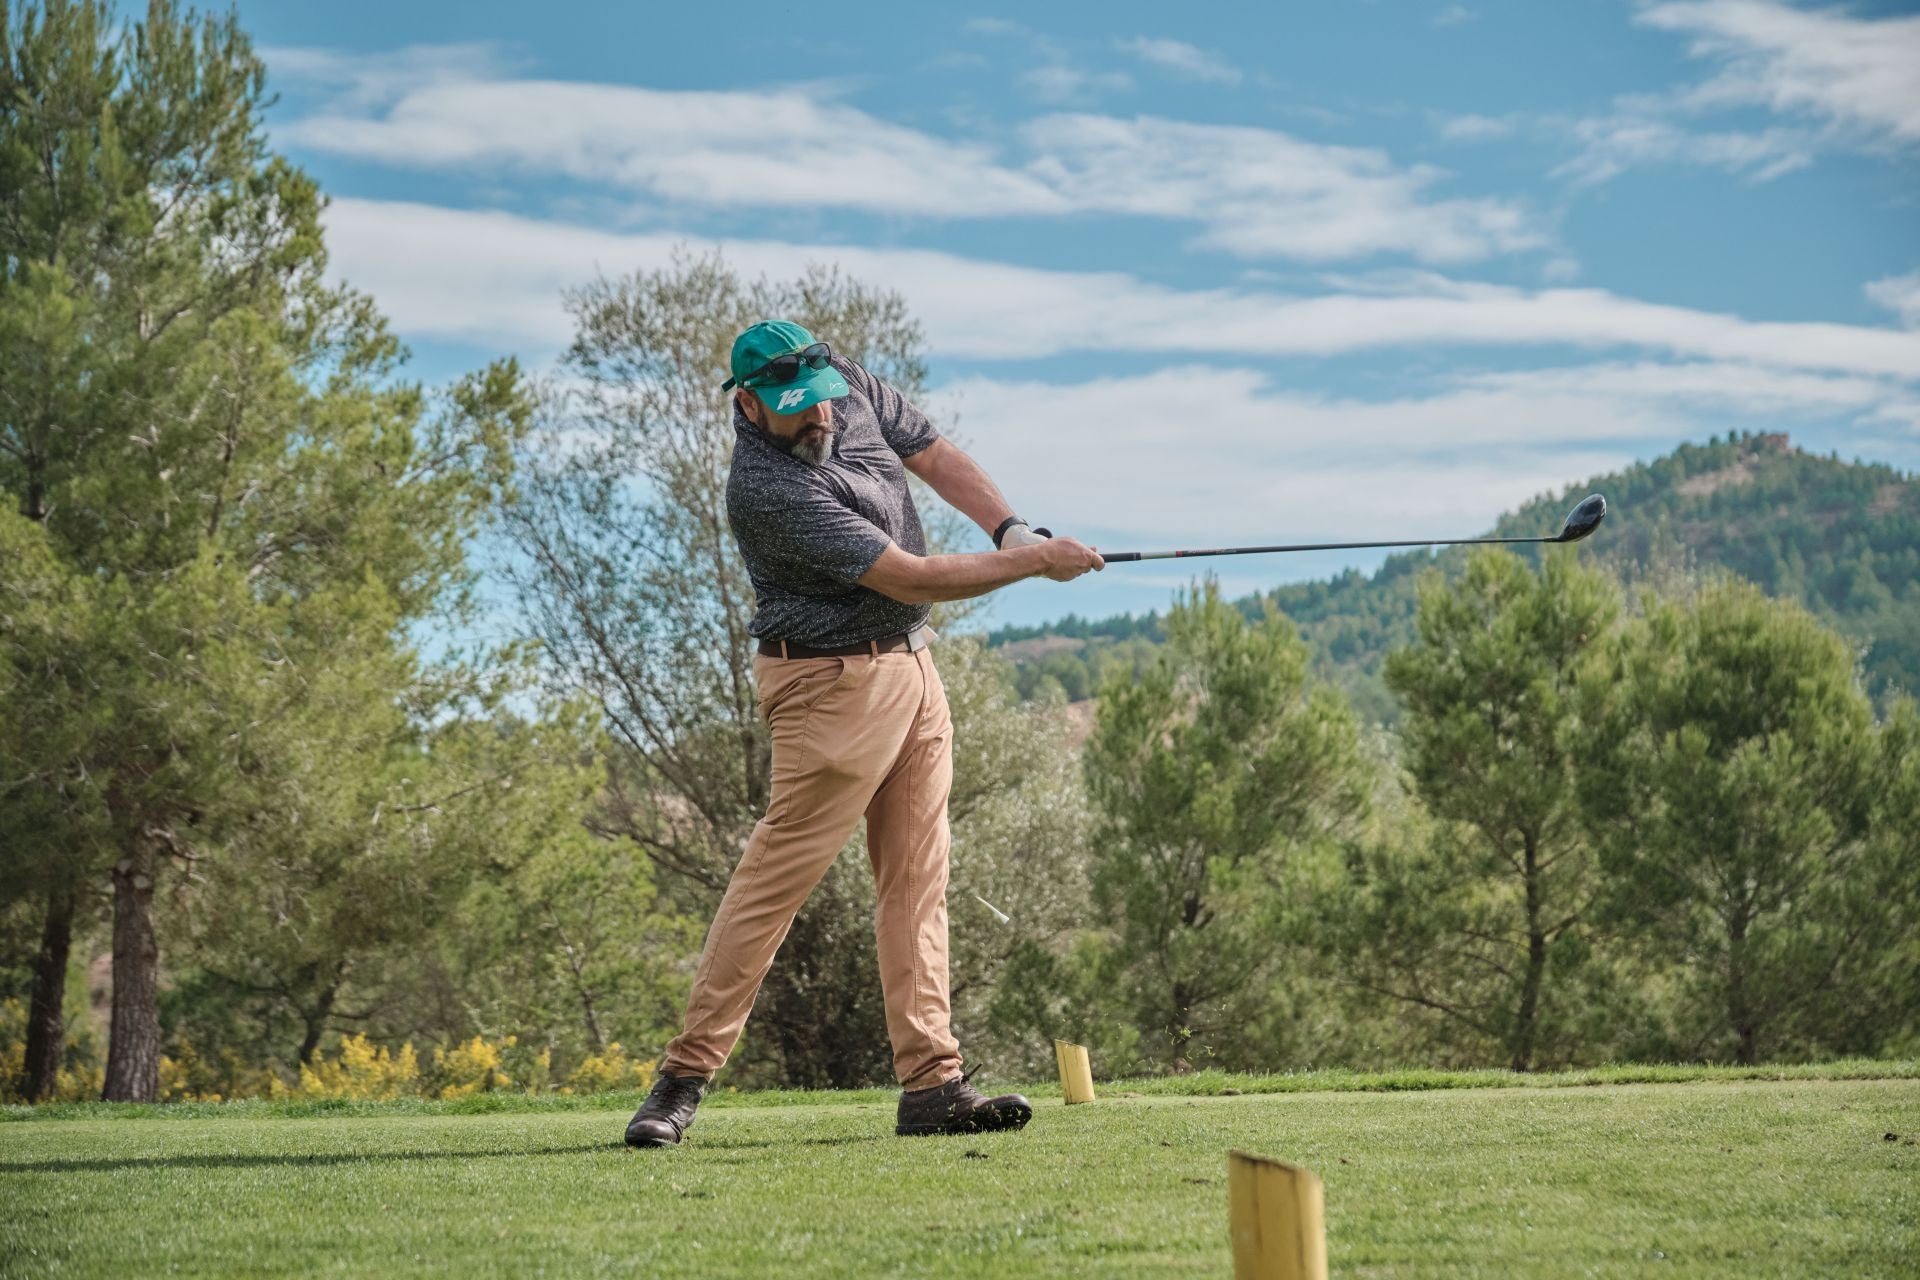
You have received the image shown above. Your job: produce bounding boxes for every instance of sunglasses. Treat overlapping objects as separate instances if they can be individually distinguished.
[721,342,832,393]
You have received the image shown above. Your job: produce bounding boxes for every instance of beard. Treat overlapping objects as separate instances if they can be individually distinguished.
[785,425,832,466]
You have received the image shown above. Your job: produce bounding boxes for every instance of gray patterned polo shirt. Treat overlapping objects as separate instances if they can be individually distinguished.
[726,354,939,647]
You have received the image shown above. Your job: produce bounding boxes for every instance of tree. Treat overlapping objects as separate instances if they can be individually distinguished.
[1337,550,1621,1071]
[1,1,526,1099]
[1846,698,1920,1057]
[173,662,601,1069]
[0,511,105,1098]
[1080,579,1369,1069]
[1581,577,1882,1063]
[434,779,701,1069]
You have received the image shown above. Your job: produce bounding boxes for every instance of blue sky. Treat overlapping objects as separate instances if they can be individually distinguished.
[233,0,1920,630]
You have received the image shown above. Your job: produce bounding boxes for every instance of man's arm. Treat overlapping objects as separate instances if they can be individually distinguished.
[858,538,1103,605]
[902,438,1018,541]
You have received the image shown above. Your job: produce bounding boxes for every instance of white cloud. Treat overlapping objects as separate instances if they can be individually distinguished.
[285,80,1066,219]
[1458,360,1914,417]
[1432,6,1480,28]
[1021,114,1542,262]
[1540,256,1583,285]
[1867,270,1920,329]
[1555,114,1816,184]
[1561,1,1920,183]
[1638,0,1920,143]
[1437,113,1514,141]
[276,54,1543,265]
[263,41,507,109]
[1115,37,1241,85]
[1309,268,1490,300]
[1020,65,1133,104]
[320,197,1920,383]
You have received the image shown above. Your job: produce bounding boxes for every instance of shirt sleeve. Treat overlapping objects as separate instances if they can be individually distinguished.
[838,356,940,459]
[731,478,894,589]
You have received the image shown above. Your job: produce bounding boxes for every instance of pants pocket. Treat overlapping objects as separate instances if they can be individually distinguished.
[756,655,848,721]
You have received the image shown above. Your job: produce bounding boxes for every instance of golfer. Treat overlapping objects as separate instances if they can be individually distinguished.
[625,321,1103,1148]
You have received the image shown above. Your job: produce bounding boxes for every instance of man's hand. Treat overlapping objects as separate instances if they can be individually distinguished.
[1036,537,1104,582]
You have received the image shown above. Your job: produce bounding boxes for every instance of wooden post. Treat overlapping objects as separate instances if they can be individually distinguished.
[1227,1151,1327,1280]
[1052,1039,1095,1105]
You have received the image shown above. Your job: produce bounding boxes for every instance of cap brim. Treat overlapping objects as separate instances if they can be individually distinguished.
[753,365,849,415]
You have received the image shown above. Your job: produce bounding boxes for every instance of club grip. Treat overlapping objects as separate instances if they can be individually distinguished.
[1100,552,1141,562]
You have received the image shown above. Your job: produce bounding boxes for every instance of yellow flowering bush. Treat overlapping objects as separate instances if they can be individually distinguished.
[433,1035,512,1098]
[159,1049,203,1102]
[7,1011,665,1105]
[58,1062,105,1100]
[270,1034,563,1101]
[566,1043,658,1095]
[160,1039,278,1103]
[276,1034,422,1100]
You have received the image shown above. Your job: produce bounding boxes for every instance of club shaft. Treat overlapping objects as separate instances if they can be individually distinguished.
[1102,535,1556,563]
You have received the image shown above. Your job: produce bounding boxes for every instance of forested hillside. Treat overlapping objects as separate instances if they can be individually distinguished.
[988,433,1920,721]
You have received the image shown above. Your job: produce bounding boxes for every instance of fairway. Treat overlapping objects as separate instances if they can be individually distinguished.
[5,1075,1917,1277]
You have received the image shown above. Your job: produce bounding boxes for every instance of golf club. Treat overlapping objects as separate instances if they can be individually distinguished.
[1091,493,1608,564]
[973,892,1012,925]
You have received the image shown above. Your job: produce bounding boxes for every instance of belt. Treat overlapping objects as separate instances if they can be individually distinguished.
[758,625,934,659]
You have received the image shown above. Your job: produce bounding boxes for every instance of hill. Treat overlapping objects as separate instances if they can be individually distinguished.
[986,433,1920,722]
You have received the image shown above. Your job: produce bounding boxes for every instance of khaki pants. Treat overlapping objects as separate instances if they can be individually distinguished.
[661,639,963,1091]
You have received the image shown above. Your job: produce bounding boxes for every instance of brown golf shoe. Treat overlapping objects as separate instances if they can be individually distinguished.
[624,1071,710,1148]
[896,1064,1033,1137]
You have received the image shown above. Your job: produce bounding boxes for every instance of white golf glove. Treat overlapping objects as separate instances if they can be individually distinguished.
[999,521,1052,549]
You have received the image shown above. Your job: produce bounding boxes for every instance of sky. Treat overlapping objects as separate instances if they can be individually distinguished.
[231,0,1920,631]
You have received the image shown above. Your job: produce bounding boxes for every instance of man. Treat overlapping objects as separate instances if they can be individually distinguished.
[624,320,1104,1148]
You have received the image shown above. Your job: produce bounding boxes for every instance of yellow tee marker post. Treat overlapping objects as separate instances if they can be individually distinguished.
[1052,1039,1095,1105]
[1227,1151,1327,1280]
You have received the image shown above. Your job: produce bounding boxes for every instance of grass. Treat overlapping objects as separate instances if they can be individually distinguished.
[4,1067,1917,1277]
[9,1058,1911,1124]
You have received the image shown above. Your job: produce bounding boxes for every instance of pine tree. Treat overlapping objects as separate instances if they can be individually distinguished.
[1081,579,1369,1068]
[1,1,525,1099]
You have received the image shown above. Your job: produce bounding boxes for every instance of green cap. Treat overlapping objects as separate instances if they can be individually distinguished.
[728,320,849,415]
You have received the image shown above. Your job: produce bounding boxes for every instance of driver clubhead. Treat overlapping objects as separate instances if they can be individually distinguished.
[1557,494,1608,543]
